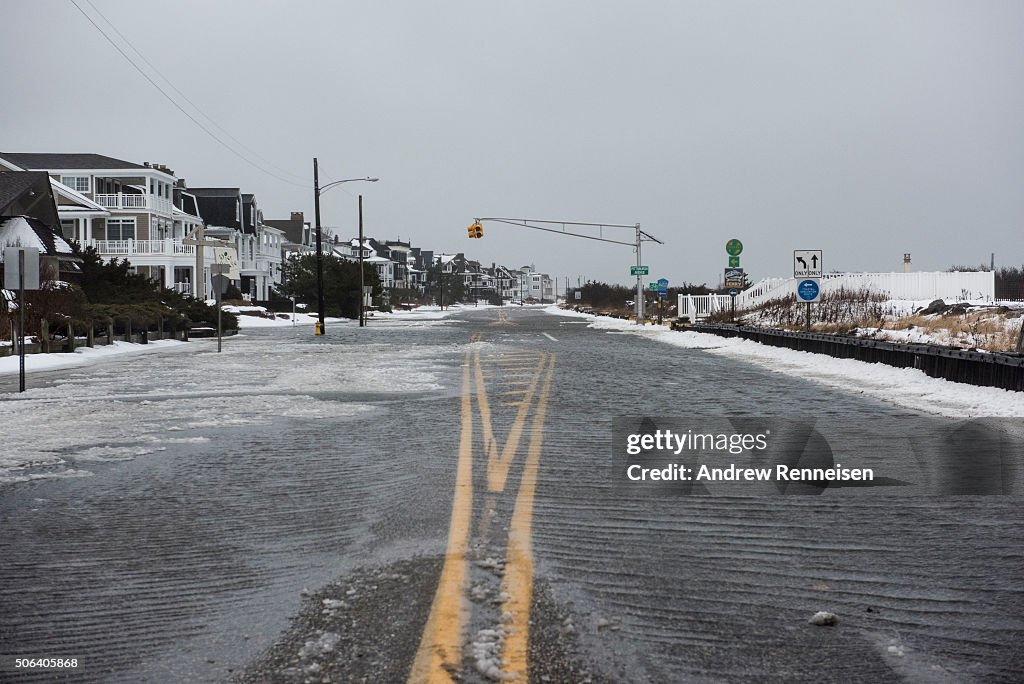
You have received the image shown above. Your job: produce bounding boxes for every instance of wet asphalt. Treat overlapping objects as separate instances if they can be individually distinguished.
[1,307,1021,683]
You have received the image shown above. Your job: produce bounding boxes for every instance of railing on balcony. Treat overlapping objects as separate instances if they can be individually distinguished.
[173,282,192,295]
[93,193,174,214]
[89,239,195,256]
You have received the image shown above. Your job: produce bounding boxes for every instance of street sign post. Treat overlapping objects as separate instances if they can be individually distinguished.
[4,247,40,392]
[724,267,745,288]
[796,277,820,330]
[793,250,823,278]
[726,239,743,256]
[631,265,649,276]
[796,278,821,302]
[728,256,740,268]
[211,263,231,353]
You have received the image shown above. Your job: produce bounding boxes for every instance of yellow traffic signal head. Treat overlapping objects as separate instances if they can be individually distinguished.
[466,222,483,238]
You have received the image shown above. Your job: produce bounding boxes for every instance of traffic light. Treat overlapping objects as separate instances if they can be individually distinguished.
[467,222,483,238]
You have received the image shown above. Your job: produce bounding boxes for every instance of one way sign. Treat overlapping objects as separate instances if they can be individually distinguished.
[793,250,823,278]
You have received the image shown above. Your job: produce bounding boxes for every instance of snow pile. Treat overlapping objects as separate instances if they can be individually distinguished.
[808,611,838,626]
[228,307,350,329]
[0,339,186,378]
[297,631,341,659]
[471,623,518,681]
[545,307,1024,417]
[370,305,456,321]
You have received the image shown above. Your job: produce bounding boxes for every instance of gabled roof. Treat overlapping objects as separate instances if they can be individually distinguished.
[0,153,147,170]
[0,172,44,215]
[0,215,75,256]
[0,171,62,227]
[50,178,107,212]
[188,187,241,197]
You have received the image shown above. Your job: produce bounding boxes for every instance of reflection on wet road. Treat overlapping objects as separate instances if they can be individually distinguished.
[1,308,1021,682]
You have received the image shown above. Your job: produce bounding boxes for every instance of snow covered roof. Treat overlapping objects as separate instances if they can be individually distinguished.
[0,216,75,255]
[51,178,107,212]
[171,206,202,221]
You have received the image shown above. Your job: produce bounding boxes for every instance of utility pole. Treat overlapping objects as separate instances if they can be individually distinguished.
[18,250,25,392]
[635,224,644,324]
[359,194,365,327]
[313,157,325,335]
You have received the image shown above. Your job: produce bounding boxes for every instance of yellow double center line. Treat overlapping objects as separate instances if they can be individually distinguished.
[408,343,556,683]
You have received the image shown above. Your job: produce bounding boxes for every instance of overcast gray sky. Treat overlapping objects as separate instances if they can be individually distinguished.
[2,0,1021,287]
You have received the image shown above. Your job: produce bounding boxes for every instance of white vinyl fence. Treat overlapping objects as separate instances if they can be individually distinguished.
[678,271,995,322]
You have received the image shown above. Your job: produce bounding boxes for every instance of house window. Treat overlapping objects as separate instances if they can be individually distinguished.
[61,175,90,193]
[107,218,136,241]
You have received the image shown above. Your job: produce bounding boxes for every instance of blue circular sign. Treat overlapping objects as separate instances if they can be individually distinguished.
[797,279,819,302]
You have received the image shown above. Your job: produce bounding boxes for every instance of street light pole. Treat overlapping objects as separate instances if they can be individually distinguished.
[359,194,365,327]
[310,162,378,335]
[313,158,325,335]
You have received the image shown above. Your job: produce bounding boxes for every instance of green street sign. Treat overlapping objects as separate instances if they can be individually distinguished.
[726,239,743,256]
[648,282,658,291]
[631,265,649,276]
[728,256,740,267]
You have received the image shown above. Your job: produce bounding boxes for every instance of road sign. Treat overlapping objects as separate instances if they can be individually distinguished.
[648,282,658,291]
[728,288,740,296]
[658,290,668,298]
[631,265,649,276]
[4,247,40,290]
[726,239,743,256]
[796,278,821,302]
[657,278,669,287]
[728,256,740,268]
[213,246,240,280]
[724,267,745,288]
[793,250,823,278]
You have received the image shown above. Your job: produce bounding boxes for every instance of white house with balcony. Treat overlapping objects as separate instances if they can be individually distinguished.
[0,153,208,294]
[520,265,554,302]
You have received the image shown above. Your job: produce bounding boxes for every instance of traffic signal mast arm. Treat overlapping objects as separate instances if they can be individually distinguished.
[470,217,663,324]
[473,217,642,247]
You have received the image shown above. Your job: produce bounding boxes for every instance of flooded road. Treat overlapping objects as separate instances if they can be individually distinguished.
[1,308,1021,682]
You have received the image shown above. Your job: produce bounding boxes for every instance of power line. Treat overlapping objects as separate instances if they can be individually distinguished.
[83,0,308,185]
[69,0,310,189]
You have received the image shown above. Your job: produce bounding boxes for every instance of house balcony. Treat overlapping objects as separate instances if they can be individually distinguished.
[89,239,195,257]
[94,193,174,215]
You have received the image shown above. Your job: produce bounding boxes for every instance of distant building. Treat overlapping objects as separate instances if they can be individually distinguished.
[191,188,283,300]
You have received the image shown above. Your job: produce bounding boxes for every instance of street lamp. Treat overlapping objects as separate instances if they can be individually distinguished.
[312,157,378,335]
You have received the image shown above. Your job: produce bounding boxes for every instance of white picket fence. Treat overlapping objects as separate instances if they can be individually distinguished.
[678,271,995,321]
